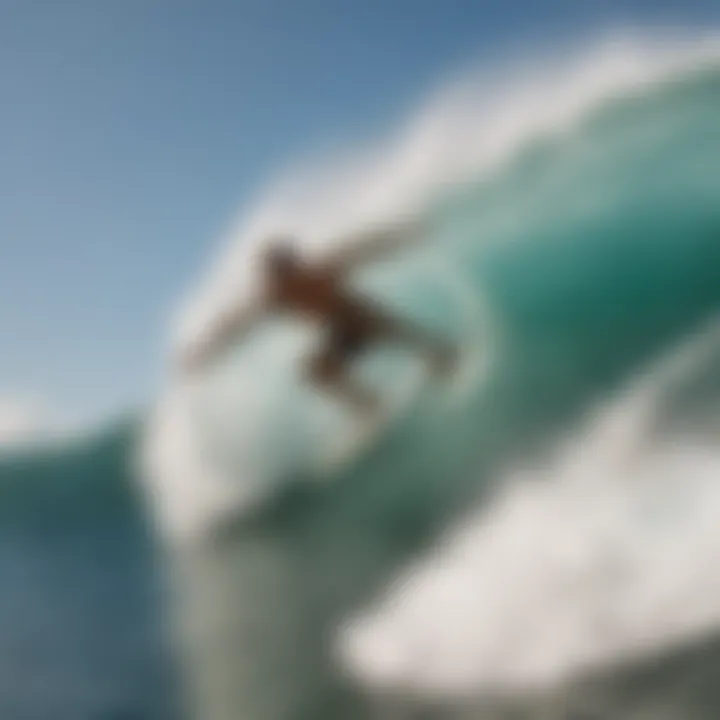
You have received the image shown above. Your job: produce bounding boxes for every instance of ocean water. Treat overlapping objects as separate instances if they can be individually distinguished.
[0,422,177,720]
[4,31,720,720]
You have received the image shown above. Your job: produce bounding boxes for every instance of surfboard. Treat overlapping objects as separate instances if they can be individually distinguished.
[312,357,431,476]
[312,332,485,476]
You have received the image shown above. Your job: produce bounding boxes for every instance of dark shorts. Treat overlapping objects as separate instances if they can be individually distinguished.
[326,322,373,359]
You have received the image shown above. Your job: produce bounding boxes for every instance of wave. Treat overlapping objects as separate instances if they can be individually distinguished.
[340,318,720,697]
[143,31,720,545]
[0,417,140,526]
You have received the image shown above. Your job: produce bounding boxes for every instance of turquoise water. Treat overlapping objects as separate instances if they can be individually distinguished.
[3,49,720,720]
[155,55,720,719]
[0,422,177,720]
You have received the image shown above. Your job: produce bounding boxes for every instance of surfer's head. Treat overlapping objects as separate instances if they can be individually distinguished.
[263,236,299,277]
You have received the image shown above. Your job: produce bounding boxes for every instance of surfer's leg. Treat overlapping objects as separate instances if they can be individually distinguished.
[378,314,456,376]
[304,332,379,416]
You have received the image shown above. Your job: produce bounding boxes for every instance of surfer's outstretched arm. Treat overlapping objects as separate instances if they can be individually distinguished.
[321,217,428,273]
[180,298,269,374]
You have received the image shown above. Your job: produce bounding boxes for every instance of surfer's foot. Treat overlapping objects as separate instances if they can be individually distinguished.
[329,381,381,420]
[356,391,382,421]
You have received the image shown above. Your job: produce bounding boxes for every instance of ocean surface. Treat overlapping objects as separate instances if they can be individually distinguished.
[3,32,720,720]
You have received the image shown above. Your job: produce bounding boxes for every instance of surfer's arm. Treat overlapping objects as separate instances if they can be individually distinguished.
[321,217,428,273]
[180,298,269,375]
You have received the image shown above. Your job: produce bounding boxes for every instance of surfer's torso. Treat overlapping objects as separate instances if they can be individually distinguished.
[265,263,381,330]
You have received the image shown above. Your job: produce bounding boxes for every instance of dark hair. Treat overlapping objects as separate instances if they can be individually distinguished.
[264,236,298,271]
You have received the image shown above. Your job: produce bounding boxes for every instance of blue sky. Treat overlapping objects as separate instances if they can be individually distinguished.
[1,0,718,427]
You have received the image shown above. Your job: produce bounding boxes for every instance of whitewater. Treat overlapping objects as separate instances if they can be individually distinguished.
[342,319,720,697]
[141,30,720,719]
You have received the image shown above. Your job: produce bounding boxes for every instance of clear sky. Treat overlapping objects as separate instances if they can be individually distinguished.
[1,0,718,428]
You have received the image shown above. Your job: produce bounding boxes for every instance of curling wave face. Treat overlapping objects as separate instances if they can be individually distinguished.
[144,32,720,545]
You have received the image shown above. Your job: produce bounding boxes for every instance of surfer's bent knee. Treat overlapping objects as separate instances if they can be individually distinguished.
[305,349,344,384]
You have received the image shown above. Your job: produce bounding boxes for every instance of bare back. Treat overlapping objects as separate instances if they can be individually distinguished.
[265,263,382,329]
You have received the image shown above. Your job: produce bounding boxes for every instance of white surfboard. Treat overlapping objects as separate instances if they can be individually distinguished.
[312,358,432,476]
[312,330,486,477]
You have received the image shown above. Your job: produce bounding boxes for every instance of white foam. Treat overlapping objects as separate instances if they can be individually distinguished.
[0,397,84,451]
[0,399,46,450]
[340,320,720,696]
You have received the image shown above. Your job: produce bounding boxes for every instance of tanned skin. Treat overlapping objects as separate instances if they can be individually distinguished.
[183,222,455,415]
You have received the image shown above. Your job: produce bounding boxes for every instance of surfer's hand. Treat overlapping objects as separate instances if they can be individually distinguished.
[322,216,429,273]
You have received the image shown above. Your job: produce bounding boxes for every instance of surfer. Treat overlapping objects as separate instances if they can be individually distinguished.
[182,221,456,416]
